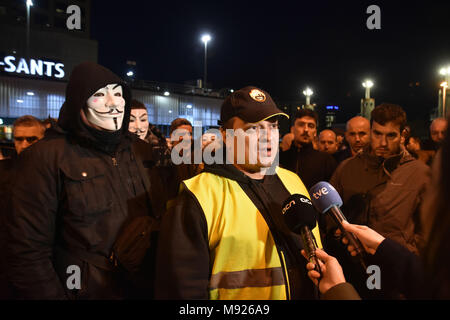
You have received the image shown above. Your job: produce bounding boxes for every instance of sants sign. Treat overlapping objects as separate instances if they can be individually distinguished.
[0,56,65,79]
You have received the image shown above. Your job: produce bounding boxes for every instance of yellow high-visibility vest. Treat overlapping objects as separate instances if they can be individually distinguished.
[182,166,322,300]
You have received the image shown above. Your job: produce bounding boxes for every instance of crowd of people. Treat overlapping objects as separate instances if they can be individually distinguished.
[0,61,449,300]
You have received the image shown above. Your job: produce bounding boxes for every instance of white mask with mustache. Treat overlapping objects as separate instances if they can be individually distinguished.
[86,83,126,131]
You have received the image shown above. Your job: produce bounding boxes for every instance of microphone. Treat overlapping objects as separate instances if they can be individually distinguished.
[282,194,322,276]
[309,182,368,270]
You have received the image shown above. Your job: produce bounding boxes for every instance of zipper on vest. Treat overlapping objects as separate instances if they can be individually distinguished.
[279,250,291,300]
[112,155,118,166]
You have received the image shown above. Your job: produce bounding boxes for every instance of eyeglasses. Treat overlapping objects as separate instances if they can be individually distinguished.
[14,136,39,143]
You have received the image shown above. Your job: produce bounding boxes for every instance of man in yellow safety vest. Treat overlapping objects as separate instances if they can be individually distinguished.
[155,86,322,300]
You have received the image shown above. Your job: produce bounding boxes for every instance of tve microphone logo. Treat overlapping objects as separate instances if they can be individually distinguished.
[311,186,330,200]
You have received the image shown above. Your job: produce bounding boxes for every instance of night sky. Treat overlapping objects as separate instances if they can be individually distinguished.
[91,0,450,133]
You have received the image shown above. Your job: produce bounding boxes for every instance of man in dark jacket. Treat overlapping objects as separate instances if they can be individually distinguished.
[329,104,430,253]
[334,116,371,164]
[280,109,337,190]
[327,103,430,299]
[155,86,322,300]
[6,62,159,300]
[1,116,46,298]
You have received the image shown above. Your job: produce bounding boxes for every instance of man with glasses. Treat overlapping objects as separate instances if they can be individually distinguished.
[1,116,45,298]
[12,115,45,155]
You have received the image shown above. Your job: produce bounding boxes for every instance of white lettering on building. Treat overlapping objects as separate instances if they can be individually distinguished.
[0,56,65,79]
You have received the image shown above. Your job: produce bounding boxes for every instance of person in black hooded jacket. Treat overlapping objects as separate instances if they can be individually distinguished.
[5,62,160,300]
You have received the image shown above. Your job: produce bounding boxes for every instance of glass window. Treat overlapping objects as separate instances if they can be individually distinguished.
[46,94,64,118]
[9,95,41,118]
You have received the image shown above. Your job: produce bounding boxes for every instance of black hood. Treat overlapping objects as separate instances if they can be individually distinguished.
[57,62,132,152]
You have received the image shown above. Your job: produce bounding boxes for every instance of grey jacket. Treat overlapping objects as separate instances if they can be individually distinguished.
[329,148,431,254]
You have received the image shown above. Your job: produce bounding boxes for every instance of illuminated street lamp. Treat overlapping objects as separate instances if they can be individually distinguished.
[440,66,450,86]
[201,34,211,89]
[303,87,313,106]
[26,0,33,57]
[362,80,374,99]
[439,66,450,76]
[361,80,375,119]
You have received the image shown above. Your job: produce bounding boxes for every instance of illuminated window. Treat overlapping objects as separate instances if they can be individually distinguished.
[46,94,65,118]
[9,95,40,118]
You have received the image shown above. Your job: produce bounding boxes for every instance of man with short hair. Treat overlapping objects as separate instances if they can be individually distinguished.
[165,117,201,201]
[319,129,339,155]
[280,109,337,189]
[155,86,322,300]
[330,104,430,253]
[423,118,447,152]
[327,104,430,299]
[12,115,45,155]
[335,116,371,163]
[1,115,45,298]
[169,118,193,150]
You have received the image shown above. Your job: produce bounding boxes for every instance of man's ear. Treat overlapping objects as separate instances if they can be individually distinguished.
[290,126,294,134]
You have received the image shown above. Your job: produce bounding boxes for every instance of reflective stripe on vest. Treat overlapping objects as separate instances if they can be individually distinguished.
[182,166,322,300]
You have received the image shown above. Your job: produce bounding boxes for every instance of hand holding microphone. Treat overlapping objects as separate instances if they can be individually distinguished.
[301,248,346,295]
[341,221,386,256]
[309,182,368,270]
[282,194,321,277]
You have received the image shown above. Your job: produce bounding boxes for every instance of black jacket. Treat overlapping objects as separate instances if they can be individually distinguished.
[333,148,353,164]
[155,164,317,300]
[371,239,428,299]
[5,62,158,300]
[0,158,14,298]
[279,143,337,190]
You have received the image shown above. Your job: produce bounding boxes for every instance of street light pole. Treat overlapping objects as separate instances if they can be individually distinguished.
[440,66,450,84]
[303,87,313,107]
[26,0,33,58]
[362,80,374,99]
[201,34,211,89]
[361,80,375,120]
[439,66,450,117]
[204,41,207,88]
[441,82,448,117]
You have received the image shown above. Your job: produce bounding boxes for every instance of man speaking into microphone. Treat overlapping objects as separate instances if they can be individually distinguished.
[155,86,322,300]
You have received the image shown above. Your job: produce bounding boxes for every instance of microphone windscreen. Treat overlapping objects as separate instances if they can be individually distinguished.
[282,194,318,232]
[309,182,343,213]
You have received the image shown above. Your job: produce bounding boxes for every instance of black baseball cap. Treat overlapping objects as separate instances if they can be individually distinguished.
[219,86,289,125]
